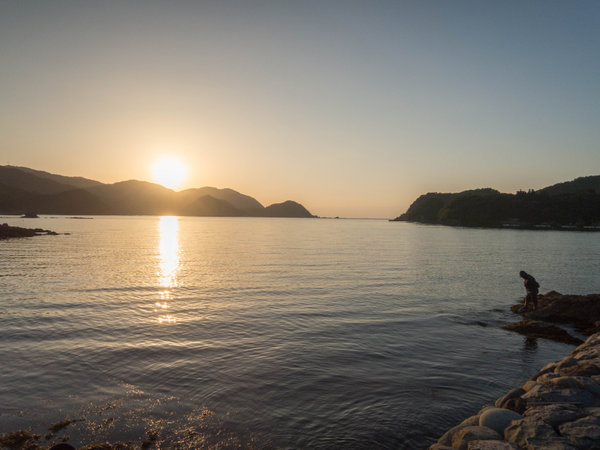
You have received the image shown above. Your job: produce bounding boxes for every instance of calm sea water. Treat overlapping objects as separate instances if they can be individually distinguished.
[1,216,599,448]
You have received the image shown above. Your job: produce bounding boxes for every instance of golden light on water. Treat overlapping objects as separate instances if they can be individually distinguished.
[156,216,180,324]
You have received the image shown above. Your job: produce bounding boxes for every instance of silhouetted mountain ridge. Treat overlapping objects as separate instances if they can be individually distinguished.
[393,176,600,228]
[0,166,314,218]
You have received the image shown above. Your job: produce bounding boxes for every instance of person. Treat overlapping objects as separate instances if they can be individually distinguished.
[519,271,539,311]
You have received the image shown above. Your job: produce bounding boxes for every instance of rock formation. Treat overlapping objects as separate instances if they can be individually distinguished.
[0,223,59,239]
[430,333,600,449]
[503,291,600,345]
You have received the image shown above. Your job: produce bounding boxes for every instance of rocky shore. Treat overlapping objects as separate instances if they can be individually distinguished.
[502,291,600,345]
[430,292,600,449]
[0,223,62,239]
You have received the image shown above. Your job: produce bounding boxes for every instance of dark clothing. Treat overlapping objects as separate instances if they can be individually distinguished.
[522,274,539,310]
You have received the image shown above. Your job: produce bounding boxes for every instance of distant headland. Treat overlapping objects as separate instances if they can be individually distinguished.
[392,176,600,230]
[0,166,315,218]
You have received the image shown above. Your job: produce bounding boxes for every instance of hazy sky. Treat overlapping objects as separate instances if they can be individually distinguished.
[1,1,599,217]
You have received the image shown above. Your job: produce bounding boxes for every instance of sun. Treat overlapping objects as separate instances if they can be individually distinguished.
[152,156,187,190]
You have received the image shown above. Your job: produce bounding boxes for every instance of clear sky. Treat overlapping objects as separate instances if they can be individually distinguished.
[1,1,599,218]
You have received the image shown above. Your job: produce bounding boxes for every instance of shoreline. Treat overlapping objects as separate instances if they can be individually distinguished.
[429,332,600,449]
[390,219,600,232]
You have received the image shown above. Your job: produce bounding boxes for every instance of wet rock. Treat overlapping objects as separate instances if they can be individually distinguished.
[503,320,583,345]
[478,408,523,435]
[451,426,502,450]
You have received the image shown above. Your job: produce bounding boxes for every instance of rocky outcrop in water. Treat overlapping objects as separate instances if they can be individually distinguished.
[503,320,584,346]
[430,332,600,449]
[511,291,600,335]
[502,291,600,346]
[0,223,60,239]
[502,291,600,345]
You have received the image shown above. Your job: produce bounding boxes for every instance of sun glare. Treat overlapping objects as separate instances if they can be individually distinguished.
[152,156,187,190]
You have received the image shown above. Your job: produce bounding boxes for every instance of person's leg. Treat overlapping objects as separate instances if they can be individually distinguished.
[525,292,533,310]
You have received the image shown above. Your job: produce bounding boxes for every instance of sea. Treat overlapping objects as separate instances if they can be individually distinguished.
[1,216,599,449]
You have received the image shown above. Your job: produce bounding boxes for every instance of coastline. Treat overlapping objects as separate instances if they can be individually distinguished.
[429,332,600,449]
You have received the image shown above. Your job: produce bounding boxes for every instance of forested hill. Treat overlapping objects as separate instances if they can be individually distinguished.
[0,165,315,218]
[392,176,600,229]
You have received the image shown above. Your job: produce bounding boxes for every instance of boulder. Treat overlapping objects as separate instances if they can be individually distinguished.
[558,415,600,448]
[557,362,600,377]
[478,408,523,435]
[466,441,516,449]
[504,417,569,449]
[436,415,480,447]
[523,404,585,427]
[522,385,597,408]
[494,385,529,414]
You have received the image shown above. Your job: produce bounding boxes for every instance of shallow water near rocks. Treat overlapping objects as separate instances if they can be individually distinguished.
[1,216,599,448]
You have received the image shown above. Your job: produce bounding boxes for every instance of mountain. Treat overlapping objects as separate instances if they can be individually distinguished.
[393,177,600,228]
[264,200,315,218]
[538,175,600,196]
[0,182,38,214]
[0,165,314,218]
[86,180,179,215]
[179,187,264,213]
[181,195,245,217]
[8,165,102,190]
[0,166,78,195]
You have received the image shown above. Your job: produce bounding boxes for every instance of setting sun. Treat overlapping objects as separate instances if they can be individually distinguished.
[152,156,187,190]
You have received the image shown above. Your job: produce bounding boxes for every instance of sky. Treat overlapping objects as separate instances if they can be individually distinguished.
[1,1,599,218]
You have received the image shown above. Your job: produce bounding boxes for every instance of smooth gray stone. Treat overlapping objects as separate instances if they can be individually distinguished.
[479,408,523,435]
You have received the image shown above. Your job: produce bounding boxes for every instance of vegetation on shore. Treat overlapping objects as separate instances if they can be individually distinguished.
[392,176,600,229]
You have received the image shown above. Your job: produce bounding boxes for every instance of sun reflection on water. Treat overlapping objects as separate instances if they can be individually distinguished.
[155,216,180,324]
